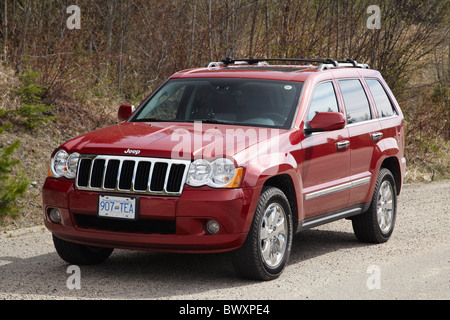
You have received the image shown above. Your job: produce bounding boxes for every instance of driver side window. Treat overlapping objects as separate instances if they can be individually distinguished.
[138,85,187,120]
[307,82,339,122]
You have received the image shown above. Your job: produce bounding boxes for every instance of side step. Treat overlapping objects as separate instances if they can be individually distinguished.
[297,203,370,231]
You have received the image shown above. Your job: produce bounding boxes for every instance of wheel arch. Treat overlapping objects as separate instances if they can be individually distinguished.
[262,174,299,231]
[380,156,402,195]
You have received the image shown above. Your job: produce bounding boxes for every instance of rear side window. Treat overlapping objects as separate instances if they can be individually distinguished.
[338,79,372,124]
[365,79,397,118]
[307,81,339,121]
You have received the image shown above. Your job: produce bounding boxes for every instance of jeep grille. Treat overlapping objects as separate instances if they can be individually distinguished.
[76,155,190,196]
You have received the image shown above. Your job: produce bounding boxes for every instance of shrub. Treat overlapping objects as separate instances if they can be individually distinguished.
[12,70,55,130]
[0,115,29,221]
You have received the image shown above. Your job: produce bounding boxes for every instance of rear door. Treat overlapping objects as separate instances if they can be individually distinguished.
[364,78,402,149]
[364,77,405,188]
[337,78,382,206]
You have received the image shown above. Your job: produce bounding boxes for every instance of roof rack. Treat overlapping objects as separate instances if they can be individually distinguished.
[319,58,370,70]
[206,58,369,70]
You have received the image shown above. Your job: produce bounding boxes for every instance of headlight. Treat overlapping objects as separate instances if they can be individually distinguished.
[187,159,212,186]
[210,158,238,187]
[50,150,80,179]
[66,152,80,179]
[186,158,243,188]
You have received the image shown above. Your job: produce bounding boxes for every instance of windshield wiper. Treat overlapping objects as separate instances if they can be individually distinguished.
[133,118,178,122]
[132,118,234,125]
[194,119,234,125]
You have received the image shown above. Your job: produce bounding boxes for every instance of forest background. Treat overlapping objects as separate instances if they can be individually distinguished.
[0,0,448,228]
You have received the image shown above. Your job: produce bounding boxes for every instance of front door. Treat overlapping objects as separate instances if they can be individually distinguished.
[301,81,351,218]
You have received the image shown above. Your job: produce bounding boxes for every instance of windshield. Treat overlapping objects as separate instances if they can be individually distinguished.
[131,78,303,129]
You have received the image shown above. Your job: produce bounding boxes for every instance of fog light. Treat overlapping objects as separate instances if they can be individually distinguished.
[206,219,220,235]
[49,208,61,223]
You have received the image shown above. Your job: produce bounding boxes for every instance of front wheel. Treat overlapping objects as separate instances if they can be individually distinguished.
[53,235,114,265]
[352,168,397,243]
[232,187,293,281]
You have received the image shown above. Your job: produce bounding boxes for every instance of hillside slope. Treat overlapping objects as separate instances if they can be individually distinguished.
[0,64,119,229]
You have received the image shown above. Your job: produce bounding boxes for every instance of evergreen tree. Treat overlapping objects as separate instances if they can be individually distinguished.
[0,113,29,221]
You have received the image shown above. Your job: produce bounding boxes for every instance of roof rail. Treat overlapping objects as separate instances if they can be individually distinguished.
[206,59,269,68]
[206,57,369,70]
[319,59,370,70]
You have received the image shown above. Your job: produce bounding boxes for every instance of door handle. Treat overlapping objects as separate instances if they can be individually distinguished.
[336,140,350,150]
[371,132,383,141]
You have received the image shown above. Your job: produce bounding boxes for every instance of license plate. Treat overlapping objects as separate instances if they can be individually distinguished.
[98,195,138,220]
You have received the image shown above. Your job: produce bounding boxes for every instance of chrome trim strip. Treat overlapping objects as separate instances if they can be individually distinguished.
[346,118,379,127]
[351,177,371,188]
[305,177,371,200]
[301,207,362,229]
[76,155,191,196]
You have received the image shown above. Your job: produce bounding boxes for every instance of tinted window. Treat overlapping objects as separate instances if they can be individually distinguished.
[338,79,371,124]
[366,79,397,118]
[132,78,303,129]
[307,82,339,121]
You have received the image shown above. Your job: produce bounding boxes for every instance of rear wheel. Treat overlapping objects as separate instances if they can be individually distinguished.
[53,235,114,265]
[352,168,397,243]
[233,187,293,281]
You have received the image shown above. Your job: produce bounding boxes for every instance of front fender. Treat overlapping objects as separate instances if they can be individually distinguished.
[239,150,304,225]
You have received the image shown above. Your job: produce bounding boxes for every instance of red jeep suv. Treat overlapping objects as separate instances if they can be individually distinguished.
[43,58,406,280]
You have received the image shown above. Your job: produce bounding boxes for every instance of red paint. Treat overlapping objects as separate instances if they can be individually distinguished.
[43,63,405,253]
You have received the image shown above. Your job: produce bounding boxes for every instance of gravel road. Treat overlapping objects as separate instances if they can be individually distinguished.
[1,180,449,300]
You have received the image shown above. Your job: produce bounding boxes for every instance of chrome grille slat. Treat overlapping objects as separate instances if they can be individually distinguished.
[88,159,94,188]
[130,160,140,191]
[76,155,190,196]
[102,158,109,188]
[163,162,172,193]
[147,161,156,192]
[115,158,123,190]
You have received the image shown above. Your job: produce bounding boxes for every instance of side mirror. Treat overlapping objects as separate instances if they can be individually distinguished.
[118,104,135,122]
[305,112,346,134]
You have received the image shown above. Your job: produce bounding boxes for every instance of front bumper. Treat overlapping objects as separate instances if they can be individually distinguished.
[43,178,260,253]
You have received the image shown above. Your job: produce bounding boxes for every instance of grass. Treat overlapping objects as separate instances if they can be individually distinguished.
[405,135,450,183]
[0,61,448,230]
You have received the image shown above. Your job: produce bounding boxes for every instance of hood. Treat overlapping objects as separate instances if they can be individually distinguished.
[61,121,280,161]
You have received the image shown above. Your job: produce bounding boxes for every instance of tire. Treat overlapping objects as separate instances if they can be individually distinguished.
[233,187,293,281]
[53,235,114,265]
[352,168,397,243]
